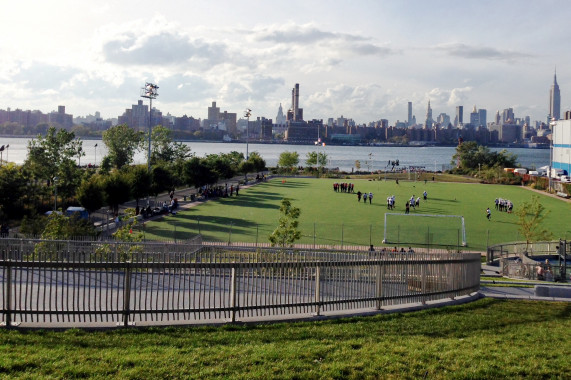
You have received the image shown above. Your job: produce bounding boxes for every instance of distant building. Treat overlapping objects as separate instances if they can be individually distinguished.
[455,106,463,127]
[425,100,433,128]
[552,116,571,174]
[470,105,479,126]
[549,69,561,120]
[204,101,237,135]
[275,103,286,125]
[407,101,413,126]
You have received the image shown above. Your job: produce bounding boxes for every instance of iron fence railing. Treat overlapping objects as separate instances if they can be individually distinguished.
[0,240,480,327]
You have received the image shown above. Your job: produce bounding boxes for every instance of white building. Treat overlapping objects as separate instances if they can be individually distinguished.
[552,119,571,174]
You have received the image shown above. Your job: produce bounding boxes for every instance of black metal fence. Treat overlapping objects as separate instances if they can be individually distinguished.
[0,239,481,327]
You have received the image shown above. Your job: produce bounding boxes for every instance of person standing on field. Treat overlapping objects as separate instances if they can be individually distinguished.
[486,207,491,221]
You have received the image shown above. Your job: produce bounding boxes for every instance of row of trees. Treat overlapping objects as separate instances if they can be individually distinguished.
[0,125,266,227]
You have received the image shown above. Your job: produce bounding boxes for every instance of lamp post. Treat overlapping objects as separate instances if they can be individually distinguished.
[549,118,556,192]
[53,176,59,212]
[5,144,8,164]
[244,108,252,160]
[94,143,98,167]
[141,82,159,172]
[0,145,4,166]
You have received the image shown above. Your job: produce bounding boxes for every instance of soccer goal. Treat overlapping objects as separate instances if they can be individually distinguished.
[382,213,467,247]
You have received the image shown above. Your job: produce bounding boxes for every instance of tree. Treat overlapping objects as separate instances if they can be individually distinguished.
[248,151,267,173]
[142,125,193,165]
[305,151,318,168]
[77,175,105,217]
[25,126,83,182]
[278,151,299,172]
[452,141,518,173]
[102,172,131,215]
[269,198,302,247]
[102,124,143,169]
[515,195,553,251]
[126,165,152,211]
[182,157,217,190]
[238,160,254,182]
[0,163,28,220]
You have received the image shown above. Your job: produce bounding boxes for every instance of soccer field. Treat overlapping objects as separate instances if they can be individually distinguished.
[144,177,571,251]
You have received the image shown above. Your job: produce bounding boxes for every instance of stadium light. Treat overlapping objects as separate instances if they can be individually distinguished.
[244,108,252,160]
[141,82,159,173]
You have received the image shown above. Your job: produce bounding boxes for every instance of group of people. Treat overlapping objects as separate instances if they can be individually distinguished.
[333,182,354,193]
[494,198,514,213]
[356,191,374,204]
[369,245,415,254]
[405,194,423,214]
[199,183,240,199]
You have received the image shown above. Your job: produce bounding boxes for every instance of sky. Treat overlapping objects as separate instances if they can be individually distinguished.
[1,0,570,125]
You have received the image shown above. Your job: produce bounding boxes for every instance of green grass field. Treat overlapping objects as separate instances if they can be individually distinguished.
[0,299,569,379]
[143,177,571,251]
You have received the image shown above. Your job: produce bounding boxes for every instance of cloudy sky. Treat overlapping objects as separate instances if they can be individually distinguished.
[1,0,570,125]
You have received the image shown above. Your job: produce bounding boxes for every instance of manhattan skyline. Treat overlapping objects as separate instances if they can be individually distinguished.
[1,0,570,125]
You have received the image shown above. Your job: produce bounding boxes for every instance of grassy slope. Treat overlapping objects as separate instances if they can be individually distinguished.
[144,178,571,251]
[0,299,569,379]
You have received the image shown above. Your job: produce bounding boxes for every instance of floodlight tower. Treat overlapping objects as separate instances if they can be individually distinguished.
[141,82,159,172]
[244,108,252,160]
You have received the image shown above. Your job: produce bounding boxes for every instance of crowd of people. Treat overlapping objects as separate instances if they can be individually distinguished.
[495,198,514,213]
[333,182,354,192]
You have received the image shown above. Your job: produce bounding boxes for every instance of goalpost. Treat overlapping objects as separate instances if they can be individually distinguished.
[383,213,467,247]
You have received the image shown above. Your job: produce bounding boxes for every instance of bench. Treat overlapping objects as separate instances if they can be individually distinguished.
[556,192,570,199]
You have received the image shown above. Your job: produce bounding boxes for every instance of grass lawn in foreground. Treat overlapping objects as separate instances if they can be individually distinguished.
[143,178,571,251]
[0,299,569,379]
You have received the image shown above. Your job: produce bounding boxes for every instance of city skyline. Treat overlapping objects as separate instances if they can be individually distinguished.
[1,1,570,125]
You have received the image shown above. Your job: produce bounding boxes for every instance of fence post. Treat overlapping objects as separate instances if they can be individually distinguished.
[314,266,321,316]
[230,267,237,322]
[3,260,12,327]
[375,262,384,310]
[313,223,316,249]
[421,262,427,305]
[122,261,132,327]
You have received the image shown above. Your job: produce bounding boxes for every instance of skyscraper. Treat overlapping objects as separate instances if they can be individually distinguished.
[425,100,433,128]
[407,102,412,126]
[470,105,479,126]
[549,69,561,120]
[455,106,463,127]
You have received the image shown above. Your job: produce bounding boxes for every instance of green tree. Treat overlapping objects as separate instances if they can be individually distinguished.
[150,164,176,201]
[515,195,553,251]
[182,157,218,190]
[102,124,143,169]
[278,151,299,172]
[269,198,302,247]
[0,163,28,220]
[143,125,193,165]
[238,160,255,183]
[25,126,83,182]
[452,141,518,173]
[305,151,318,168]
[126,165,152,211]
[247,151,266,173]
[77,175,105,216]
[102,172,131,215]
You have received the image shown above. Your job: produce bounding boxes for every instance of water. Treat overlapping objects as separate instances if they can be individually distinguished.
[0,137,550,172]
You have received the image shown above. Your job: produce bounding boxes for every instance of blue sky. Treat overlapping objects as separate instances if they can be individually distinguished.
[1,0,569,125]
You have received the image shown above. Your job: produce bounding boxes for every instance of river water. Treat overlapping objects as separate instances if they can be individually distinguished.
[0,137,550,172]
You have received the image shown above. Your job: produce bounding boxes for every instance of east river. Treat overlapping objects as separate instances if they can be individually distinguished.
[0,137,550,172]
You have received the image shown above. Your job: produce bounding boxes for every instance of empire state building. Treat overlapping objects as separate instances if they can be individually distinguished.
[549,69,561,120]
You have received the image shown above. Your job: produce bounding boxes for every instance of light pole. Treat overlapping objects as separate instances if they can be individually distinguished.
[5,144,8,164]
[244,108,252,160]
[0,145,4,166]
[549,119,556,192]
[53,176,59,212]
[94,143,98,167]
[141,82,159,172]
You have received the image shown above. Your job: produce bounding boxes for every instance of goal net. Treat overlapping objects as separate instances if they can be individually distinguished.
[383,213,467,247]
